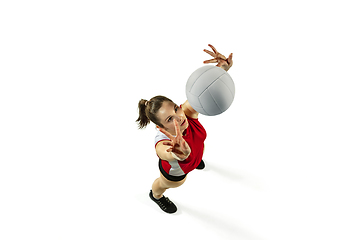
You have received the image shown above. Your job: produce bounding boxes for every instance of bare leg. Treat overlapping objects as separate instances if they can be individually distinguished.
[151,172,186,199]
[151,178,168,199]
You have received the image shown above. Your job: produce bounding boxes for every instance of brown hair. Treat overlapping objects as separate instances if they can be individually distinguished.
[136,95,174,129]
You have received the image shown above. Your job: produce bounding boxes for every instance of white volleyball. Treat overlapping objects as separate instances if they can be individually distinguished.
[186,65,235,116]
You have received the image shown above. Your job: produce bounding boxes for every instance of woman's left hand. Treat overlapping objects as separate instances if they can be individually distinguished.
[159,119,191,161]
[203,44,233,71]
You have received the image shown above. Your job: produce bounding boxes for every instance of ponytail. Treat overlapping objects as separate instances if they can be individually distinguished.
[136,99,150,129]
[136,95,174,129]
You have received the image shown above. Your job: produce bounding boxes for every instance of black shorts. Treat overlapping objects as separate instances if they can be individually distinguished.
[158,159,187,182]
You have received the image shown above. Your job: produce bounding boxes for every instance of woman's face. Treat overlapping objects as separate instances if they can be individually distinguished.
[156,101,188,135]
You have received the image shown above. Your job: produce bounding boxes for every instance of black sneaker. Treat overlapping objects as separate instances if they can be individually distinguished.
[196,160,205,170]
[149,190,177,214]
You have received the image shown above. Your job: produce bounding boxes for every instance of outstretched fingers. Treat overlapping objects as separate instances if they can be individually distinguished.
[204,49,216,58]
[173,119,181,137]
[210,44,227,59]
[228,53,233,65]
[208,44,218,54]
[204,44,227,63]
[159,128,174,141]
[204,58,218,64]
[180,140,187,152]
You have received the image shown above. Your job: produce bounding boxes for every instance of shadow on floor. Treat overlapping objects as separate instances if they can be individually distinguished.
[178,202,264,240]
[205,162,263,190]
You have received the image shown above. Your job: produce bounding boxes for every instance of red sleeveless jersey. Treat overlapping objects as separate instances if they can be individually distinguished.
[155,116,207,176]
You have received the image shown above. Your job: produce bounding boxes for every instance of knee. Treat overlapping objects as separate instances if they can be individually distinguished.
[152,178,166,190]
[159,181,170,190]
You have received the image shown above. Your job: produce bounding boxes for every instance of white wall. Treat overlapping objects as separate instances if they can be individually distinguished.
[1,1,359,240]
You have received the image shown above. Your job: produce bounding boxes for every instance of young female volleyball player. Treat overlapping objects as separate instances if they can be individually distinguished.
[136,44,233,213]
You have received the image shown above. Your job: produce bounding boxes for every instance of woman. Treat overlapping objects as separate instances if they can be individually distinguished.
[136,44,233,213]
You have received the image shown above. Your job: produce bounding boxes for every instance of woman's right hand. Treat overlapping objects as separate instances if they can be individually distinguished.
[203,44,233,71]
[159,119,191,160]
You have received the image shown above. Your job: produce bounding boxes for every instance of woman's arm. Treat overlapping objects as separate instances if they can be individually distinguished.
[182,100,199,119]
[156,141,177,162]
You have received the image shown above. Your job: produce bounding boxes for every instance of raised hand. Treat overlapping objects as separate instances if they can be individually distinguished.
[203,44,233,71]
[159,119,191,161]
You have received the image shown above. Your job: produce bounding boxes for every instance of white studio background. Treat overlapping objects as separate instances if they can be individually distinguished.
[1,1,359,240]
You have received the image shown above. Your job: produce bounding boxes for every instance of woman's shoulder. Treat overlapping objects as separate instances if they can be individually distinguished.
[154,128,171,146]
